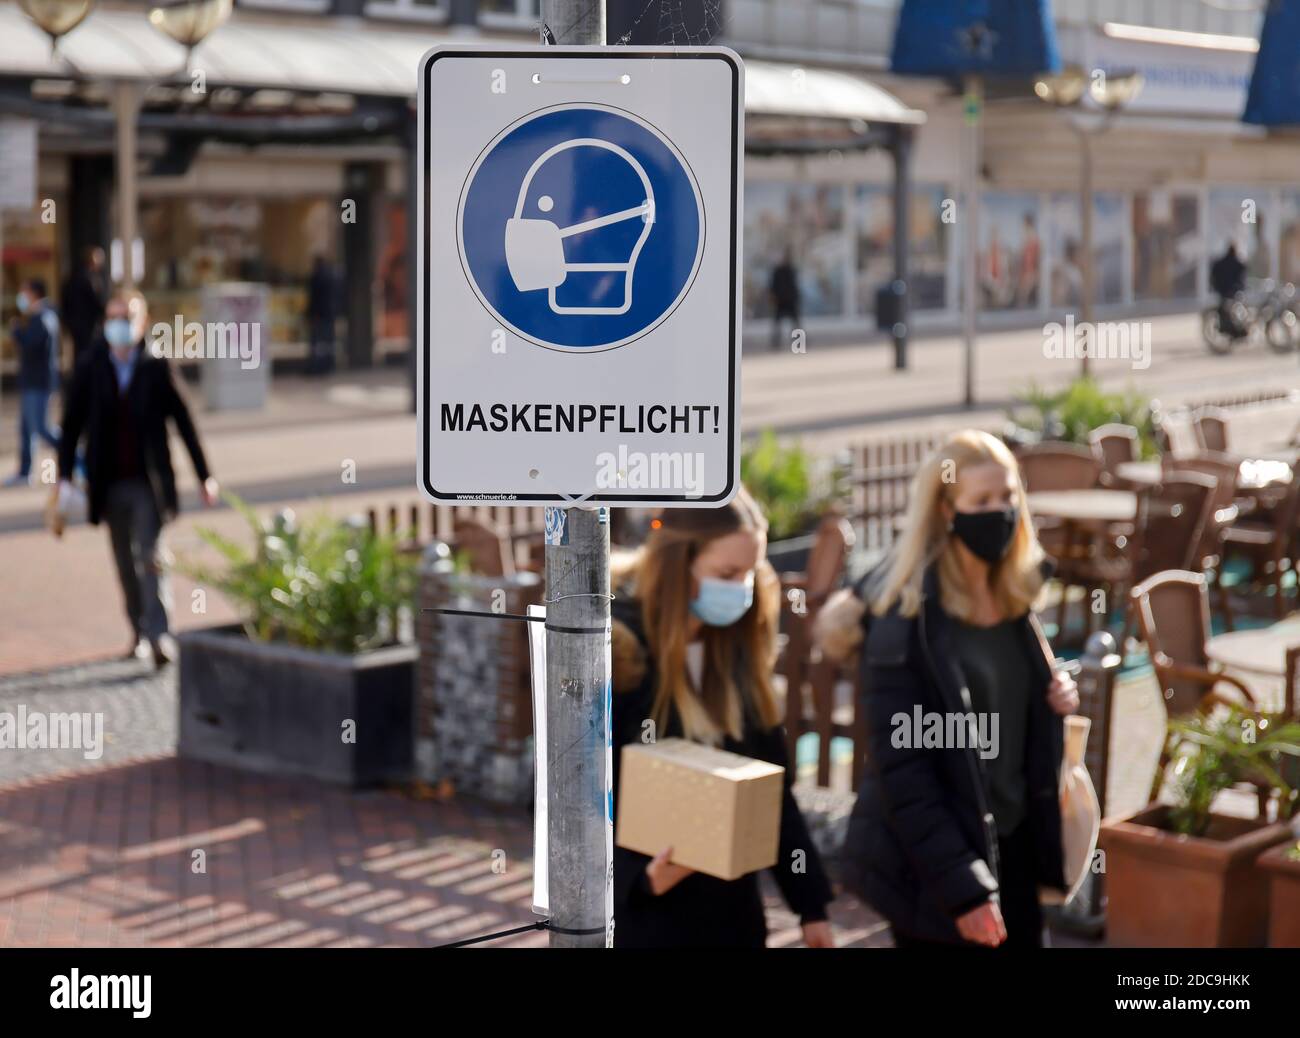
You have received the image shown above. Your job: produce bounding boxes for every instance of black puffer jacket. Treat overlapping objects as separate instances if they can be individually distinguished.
[610,598,834,947]
[842,566,1066,943]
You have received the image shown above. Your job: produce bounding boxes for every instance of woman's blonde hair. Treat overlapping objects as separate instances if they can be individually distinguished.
[868,429,1044,622]
[614,485,782,744]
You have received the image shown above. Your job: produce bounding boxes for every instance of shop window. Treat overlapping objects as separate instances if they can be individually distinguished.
[1047,191,1126,308]
[1132,190,1199,301]
[972,192,1042,312]
[139,196,337,349]
[479,0,539,22]
[743,181,847,320]
[1209,186,1274,282]
[855,183,949,316]
[364,0,447,22]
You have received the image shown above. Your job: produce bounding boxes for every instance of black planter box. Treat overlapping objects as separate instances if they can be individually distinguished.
[178,625,417,787]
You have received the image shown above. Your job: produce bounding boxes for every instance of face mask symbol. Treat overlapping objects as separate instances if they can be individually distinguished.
[504,138,655,316]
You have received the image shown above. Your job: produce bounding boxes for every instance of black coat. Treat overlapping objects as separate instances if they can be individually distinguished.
[14,312,54,392]
[58,341,211,526]
[842,566,1066,943]
[611,599,833,947]
[61,268,107,352]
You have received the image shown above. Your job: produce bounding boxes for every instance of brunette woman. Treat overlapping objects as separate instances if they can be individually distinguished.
[610,486,834,948]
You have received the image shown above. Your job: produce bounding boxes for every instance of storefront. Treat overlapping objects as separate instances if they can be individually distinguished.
[740,21,1300,340]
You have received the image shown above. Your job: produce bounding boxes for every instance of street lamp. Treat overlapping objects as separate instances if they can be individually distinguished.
[17,0,96,55]
[1035,63,1143,376]
[148,0,233,70]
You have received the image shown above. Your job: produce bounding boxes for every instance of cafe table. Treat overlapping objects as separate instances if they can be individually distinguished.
[1114,458,1292,492]
[1205,616,1300,715]
[1026,489,1139,525]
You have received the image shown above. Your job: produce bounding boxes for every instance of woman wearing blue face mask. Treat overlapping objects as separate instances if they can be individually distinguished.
[608,485,835,947]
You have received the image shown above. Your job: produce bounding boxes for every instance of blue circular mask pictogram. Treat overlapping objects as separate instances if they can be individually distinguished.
[457,103,705,352]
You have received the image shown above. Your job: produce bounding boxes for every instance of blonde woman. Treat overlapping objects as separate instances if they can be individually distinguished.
[610,486,834,947]
[816,430,1078,948]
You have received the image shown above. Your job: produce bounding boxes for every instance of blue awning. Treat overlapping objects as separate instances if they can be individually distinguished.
[1243,0,1300,125]
[890,0,1061,79]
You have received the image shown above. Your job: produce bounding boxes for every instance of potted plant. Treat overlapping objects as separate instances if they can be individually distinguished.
[1007,376,1158,457]
[741,429,845,574]
[1258,836,1300,947]
[1098,707,1300,947]
[178,500,418,787]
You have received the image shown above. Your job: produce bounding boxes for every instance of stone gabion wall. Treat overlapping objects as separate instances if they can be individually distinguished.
[416,565,543,804]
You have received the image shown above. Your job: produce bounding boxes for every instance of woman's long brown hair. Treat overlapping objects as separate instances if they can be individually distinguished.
[624,485,783,744]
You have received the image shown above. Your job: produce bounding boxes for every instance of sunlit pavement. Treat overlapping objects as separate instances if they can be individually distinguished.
[0,743,891,949]
[0,657,1126,949]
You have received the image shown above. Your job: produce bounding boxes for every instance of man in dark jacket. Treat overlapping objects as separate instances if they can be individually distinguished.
[58,291,219,667]
[1210,243,1247,338]
[306,255,337,375]
[5,279,62,487]
[61,246,108,365]
[768,249,801,352]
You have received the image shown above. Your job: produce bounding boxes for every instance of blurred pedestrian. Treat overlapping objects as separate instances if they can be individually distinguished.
[61,246,108,365]
[768,249,801,351]
[306,255,337,375]
[57,290,219,667]
[4,279,62,488]
[816,430,1078,948]
[609,486,835,947]
[1210,242,1247,337]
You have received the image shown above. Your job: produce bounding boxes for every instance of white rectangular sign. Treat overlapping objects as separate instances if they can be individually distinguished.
[417,44,743,507]
[0,119,37,211]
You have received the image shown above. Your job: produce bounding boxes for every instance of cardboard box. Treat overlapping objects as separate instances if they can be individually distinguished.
[615,738,784,881]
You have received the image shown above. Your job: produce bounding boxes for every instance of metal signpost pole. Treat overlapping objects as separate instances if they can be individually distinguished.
[540,0,613,950]
[961,74,982,408]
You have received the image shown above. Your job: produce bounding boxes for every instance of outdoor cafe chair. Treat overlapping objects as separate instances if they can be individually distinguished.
[1130,570,1268,815]
[1017,442,1103,595]
[1170,453,1245,629]
[1193,406,1231,455]
[1220,463,1300,620]
[451,518,517,578]
[1017,441,1103,493]
[1084,472,1215,647]
[1090,423,1140,488]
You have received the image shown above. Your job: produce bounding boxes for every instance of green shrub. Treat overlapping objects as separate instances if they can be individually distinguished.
[1162,707,1300,837]
[183,496,417,654]
[1010,377,1158,458]
[740,430,843,542]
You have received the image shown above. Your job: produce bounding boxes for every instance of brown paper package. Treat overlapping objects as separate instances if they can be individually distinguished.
[615,738,785,881]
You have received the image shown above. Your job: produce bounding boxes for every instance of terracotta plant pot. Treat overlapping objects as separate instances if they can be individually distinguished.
[1098,804,1291,947]
[1258,842,1300,948]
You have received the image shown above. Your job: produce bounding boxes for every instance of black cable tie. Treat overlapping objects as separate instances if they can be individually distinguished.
[422,607,543,623]
[434,920,548,949]
[545,922,607,937]
[544,622,609,635]
[433,918,605,948]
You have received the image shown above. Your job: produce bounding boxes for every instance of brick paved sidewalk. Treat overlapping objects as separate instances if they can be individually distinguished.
[0,656,1121,948]
[0,754,897,948]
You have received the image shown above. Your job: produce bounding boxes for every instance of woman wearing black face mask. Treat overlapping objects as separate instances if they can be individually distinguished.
[815,430,1079,948]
